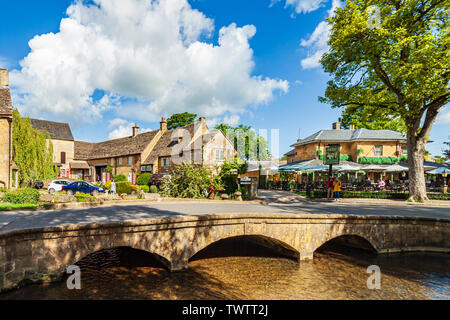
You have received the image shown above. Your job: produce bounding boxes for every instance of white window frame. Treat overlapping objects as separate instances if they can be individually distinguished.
[128,156,133,165]
[374,145,383,157]
[118,158,123,166]
[215,149,225,162]
[162,158,171,167]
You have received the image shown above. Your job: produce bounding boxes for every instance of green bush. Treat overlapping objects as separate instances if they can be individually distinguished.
[150,185,158,194]
[116,181,132,194]
[3,188,40,204]
[219,160,247,194]
[0,203,39,211]
[358,157,399,164]
[139,185,150,193]
[137,173,152,186]
[161,163,212,199]
[74,193,94,202]
[113,174,127,182]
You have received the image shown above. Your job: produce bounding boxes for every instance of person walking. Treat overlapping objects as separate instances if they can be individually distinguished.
[333,177,342,201]
[110,180,116,196]
[326,176,334,200]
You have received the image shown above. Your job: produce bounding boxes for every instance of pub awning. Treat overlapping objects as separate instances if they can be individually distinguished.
[70,161,90,170]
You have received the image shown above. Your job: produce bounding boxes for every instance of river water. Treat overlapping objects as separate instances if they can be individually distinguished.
[1,238,449,300]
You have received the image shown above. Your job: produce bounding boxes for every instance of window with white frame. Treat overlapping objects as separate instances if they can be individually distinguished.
[401,146,407,155]
[162,158,171,167]
[215,149,225,161]
[118,158,123,166]
[128,156,133,165]
[374,145,383,157]
[111,158,114,167]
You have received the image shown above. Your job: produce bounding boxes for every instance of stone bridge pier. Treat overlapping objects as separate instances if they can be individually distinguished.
[1,213,449,292]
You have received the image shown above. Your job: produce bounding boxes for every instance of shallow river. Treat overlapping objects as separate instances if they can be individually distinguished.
[1,238,449,300]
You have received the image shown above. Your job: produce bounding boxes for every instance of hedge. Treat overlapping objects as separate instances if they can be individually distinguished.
[116,181,132,194]
[139,185,150,193]
[74,193,95,202]
[358,157,399,164]
[113,174,127,182]
[297,191,450,201]
[137,173,152,186]
[2,188,40,204]
[150,185,158,194]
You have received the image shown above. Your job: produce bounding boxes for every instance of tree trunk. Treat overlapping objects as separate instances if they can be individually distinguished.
[407,128,428,202]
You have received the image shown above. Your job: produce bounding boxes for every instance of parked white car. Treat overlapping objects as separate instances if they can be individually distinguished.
[48,180,71,194]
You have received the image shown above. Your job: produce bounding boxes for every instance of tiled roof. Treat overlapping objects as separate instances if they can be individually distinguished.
[142,122,198,165]
[30,119,74,141]
[0,88,13,116]
[75,129,160,160]
[291,128,406,147]
[284,149,296,156]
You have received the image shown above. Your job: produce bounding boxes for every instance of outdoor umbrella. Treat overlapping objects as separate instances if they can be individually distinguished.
[427,167,449,175]
[336,164,361,172]
[383,164,409,172]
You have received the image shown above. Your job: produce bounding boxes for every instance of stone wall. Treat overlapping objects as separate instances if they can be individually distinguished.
[0,213,448,292]
[0,118,12,188]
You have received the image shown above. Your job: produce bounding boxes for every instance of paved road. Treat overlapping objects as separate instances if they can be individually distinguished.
[0,190,449,232]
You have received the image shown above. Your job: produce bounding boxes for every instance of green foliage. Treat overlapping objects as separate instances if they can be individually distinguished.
[136,173,152,186]
[113,174,127,182]
[74,193,94,202]
[2,188,40,204]
[398,155,408,162]
[106,166,113,174]
[215,124,270,161]
[320,0,449,199]
[116,181,132,194]
[219,159,248,194]
[12,110,57,187]
[138,185,150,193]
[161,163,211,199]
[443,141,450,160]
[237,187,248,200]
[150,185,159,194]
[0,203,38,211]
[358,156,398,164]
[167,112,198,130]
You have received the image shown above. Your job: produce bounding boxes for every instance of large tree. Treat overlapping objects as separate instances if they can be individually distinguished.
[320,0,449,201]
[215,124,270,161]
[12,110,57,187]
[444,141,450,160]
[167,112,198,130]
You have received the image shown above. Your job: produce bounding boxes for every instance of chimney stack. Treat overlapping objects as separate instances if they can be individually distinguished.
[160,117,167,132]
[332,122,341,130]
[0,69,9,87]
[132,123,139,137]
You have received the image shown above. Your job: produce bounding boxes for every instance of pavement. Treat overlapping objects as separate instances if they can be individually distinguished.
[0,190,449,233]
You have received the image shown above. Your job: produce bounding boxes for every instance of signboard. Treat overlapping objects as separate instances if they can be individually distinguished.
[324,144,340,165]
[240,176,252,185]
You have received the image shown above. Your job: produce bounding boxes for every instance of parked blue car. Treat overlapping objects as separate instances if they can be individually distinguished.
[62,181,105,196]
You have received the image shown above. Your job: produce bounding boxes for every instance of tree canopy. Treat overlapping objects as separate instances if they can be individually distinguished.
[215,124,270,161]
[12,110,57,187]
[320,0,449,201]
[167,112,198,130]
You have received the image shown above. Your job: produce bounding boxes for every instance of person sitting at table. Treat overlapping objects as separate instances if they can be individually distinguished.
[378,178,386,190]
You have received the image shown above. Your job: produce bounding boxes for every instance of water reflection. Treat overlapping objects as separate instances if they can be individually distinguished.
[1,238,449,300]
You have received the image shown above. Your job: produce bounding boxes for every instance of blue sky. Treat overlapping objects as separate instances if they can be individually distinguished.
[0,0,448,157]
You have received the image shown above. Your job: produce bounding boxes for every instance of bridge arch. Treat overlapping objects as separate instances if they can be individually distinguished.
[313,234,378,254]
[188,234,301,263]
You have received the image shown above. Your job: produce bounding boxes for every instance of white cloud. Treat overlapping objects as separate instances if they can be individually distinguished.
[436,107,450,125]
[107,118,152,139]
[270,0,328,14]
[0,56,10,69]
[299,0,341,69]
[11,0,288,125]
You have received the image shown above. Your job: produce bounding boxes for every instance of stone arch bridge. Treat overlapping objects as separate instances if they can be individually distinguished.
[1,213,449,292]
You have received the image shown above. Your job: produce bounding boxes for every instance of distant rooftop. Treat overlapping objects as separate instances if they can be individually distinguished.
[291,128,406,147]
[30,118,74,141]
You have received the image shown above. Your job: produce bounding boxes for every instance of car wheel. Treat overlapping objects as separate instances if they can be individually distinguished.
[49,188,55,194]
[67,190,74,196]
